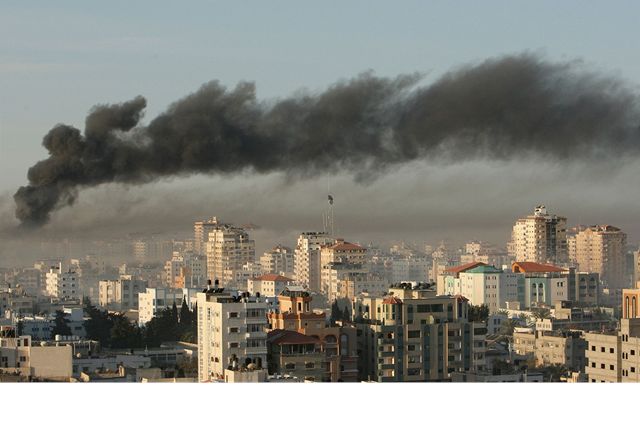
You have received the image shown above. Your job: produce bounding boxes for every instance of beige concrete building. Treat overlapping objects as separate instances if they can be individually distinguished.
[353,284,486,382]
[260,245,294,276]
[197,284,268,382]
[194,216,222,255]
[205,225,255,287]
[513,329,586,371]
[0,329,73,381]
[248,274,293,297]
[294,232,335,292]
[574,225,627,290]
[267,286,358,381]
[509,205,567,265]
[45,263,79,299]
[98,275,147,311]
[266,329,325,382]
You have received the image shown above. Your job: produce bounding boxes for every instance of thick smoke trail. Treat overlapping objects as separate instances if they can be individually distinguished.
[14,54,640,227]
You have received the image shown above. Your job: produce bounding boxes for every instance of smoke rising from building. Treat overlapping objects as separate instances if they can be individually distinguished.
[13,53,640,227]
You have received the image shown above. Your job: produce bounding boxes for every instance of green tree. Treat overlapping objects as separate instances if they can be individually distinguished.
[51,310,72,338]
[468,304,490,322]
[109,313,143,349]
[83,301,113,345]
[330,300,340,325]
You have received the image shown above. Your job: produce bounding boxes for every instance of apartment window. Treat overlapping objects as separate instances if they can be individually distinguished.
[229,312,239,318]
[229,327,239,333]
[408,330,420,339]
[407,344,416,352]
[591,345,595,351]
[229,342,239,348]
[601,347,605,352]
[632,350,636,356]
[591,362,595,368]
[285,363,295,370]
[610,348,614,354]
[610,365,614,371]
[632,367,636,373]
[601,364,605,369]
[305,362,315,369]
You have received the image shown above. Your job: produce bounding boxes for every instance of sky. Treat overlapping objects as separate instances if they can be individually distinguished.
[2,1,640,253]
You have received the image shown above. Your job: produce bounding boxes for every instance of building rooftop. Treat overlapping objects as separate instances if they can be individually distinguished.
[267,329,320,346]
[443,261,487,276]
[512,262,565,273]
[465,265,503,274]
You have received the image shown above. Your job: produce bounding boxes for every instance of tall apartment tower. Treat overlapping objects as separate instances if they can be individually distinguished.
[575,225,627,289]
[206,225,255,286]
[197,285,268,382]
[294,232,335,292]
[509,205,567,265]
[194,217,222,255]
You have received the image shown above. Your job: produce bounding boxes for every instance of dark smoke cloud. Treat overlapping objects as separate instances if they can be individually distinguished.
[14,53,640,227]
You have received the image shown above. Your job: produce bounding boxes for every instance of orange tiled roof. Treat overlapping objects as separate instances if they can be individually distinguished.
[512,262,565,273]
[444,262,486,275]
[382,296,403,305]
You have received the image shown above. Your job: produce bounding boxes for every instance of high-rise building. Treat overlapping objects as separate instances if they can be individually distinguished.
[197,285,268,382]
[194,217,224,255]
[294,232,334,291]
[509,205,567,265]
[353,284,486,382]
[205,225,255,287]
[319,239,367,294]
[575,225,627,290]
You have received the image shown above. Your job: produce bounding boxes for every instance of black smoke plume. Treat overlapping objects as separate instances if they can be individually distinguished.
[14,53,640,227]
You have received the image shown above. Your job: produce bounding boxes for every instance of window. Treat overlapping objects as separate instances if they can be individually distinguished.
[305,362,315,369]
[408,330,420,339]
[229,342,239,348]
[285,363,295,370]
[632,367,636,373]
[601,347,605,352]
[601,364,605,369]
[591,362,596,368]
[229,327,239,333]
[610,348,614,354]
[632,350,636,356]
[229,312,239,318]
[591,346,595,351]
[610,365,614,370]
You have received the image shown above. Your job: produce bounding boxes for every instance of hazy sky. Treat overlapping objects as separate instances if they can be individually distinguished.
[2,1,640,250]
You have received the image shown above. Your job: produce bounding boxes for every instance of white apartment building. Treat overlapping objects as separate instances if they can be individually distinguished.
[98,275,148,311]
[197,287,268,382]
[45,263,79,299]
[206,225,255,287]
[247,274,293,297]
[509,205,567,265]
[294,232,335,292]
[442,264,520,312]
[138,287,199,325]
